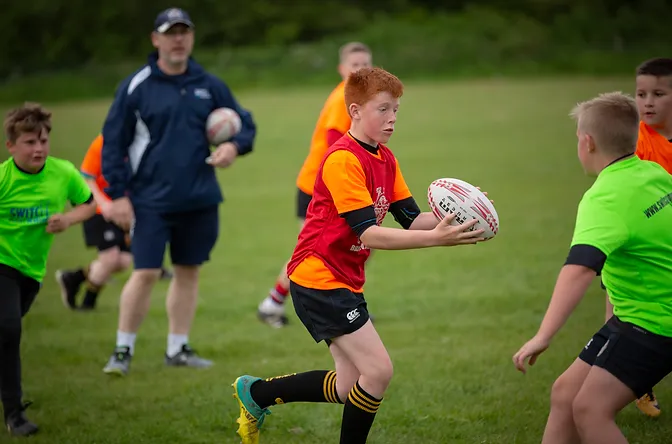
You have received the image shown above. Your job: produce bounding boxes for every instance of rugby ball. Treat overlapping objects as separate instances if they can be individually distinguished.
[206,107,242,145]
[427,178,500,240]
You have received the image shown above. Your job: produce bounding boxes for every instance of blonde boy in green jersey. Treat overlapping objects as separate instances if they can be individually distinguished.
[514,92,672,444]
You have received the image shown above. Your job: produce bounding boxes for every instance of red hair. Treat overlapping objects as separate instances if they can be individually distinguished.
[344,67,404,109]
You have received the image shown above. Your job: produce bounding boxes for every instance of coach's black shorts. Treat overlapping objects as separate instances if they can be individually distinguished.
[296,188,313,219]
[83,214,129,252]
[579,316,672,398]
[289,281,370,345]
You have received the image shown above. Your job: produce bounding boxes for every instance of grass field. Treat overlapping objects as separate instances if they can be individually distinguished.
[1,77,670,444]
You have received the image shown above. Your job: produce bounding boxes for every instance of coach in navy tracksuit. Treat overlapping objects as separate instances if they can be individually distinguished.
[100,8,256,376]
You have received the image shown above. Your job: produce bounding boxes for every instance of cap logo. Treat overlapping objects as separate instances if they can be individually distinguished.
[167,8,183,19]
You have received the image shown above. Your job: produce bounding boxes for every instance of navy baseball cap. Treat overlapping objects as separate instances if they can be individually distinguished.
[154,8,194,33]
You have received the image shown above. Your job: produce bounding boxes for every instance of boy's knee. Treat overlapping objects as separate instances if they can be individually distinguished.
[364,356,394,391]
[550,374,578,411]
[118,252,133,271]
[99,248,122,270]
[571,393,593,430]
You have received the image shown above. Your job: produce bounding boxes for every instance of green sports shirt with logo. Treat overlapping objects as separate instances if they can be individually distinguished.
[571,156,672,337]
[0,157,92,282]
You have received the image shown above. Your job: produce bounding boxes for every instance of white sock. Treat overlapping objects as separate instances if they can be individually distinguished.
[260,297,285,314]
[116,331,137,355]
[167,334,188,357]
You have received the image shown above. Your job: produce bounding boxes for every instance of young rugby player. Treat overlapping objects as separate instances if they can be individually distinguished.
[257,42,373,328]
[513,91,672,444]
[601,58,672,417]
[232,67,486,444]
[0,103,96,435]
[55,134,172,311]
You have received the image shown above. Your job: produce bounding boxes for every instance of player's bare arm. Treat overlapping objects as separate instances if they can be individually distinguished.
[512,262,597,374]
[84,177,113,217]
[408,212,440,230]
[46,200,96,233]
[360,212,484,250]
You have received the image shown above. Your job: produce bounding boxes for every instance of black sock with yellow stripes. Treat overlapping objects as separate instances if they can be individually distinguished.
[340,380,382,444]
[81,280,104,309]
[250,370,342,409]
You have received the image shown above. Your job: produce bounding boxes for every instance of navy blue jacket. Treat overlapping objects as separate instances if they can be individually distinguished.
[101,52,256,213]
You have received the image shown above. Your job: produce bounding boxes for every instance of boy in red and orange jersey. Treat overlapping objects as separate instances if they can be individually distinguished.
[232,67,486,444]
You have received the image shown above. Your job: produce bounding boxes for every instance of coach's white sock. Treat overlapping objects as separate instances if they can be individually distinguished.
[167,334,188,358]
[116,331,137,355]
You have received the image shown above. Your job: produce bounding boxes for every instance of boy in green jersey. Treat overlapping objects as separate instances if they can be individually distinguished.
[0,103,96,436]
[513,92,672,444]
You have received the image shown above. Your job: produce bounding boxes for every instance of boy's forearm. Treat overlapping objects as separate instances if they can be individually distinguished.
[409,212,440,230]
[360,225,435,250]
[65,202,97,225]
[85,178,110,208]
[536,265,596,342]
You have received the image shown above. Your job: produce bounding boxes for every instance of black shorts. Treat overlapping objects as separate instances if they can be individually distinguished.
[296,188,312,219]
[83,214,129,252]
[579,316,672,398]
[289,281,370,345]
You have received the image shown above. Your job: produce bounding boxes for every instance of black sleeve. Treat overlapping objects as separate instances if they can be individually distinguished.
[564,244,606,274]
[71,193,94,207]
[341,206,377,237]
[389,196,421,230]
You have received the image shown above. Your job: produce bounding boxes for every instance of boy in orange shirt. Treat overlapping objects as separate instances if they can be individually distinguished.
[232,67,486,444]
[635,57,672,173]
[257,42,373,327]
[599,58,672,418]
[55,134,171,310]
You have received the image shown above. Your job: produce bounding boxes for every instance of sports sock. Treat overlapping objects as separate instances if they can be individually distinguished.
[116,331,137,355]
[167,334,188,357]
[81,280,103,308]
[269,282,289,304]
[250,370,342,409]
[340,381,382,444]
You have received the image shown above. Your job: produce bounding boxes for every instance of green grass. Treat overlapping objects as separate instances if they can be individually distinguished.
[1,77,671,443]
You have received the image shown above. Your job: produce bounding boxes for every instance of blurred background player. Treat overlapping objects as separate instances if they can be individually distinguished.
[0,103,97,436]
[101,8,256,376]
[257,42,372,328]
[600,57,672,418]
[55,134,172,311]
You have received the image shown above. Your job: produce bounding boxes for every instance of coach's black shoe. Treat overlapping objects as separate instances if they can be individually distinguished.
[55,269,84,309]
[5,402,38,437]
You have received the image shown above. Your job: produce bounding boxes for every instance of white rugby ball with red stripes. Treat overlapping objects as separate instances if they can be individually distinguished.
[427,178,500,240]
[206,107,242,145]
